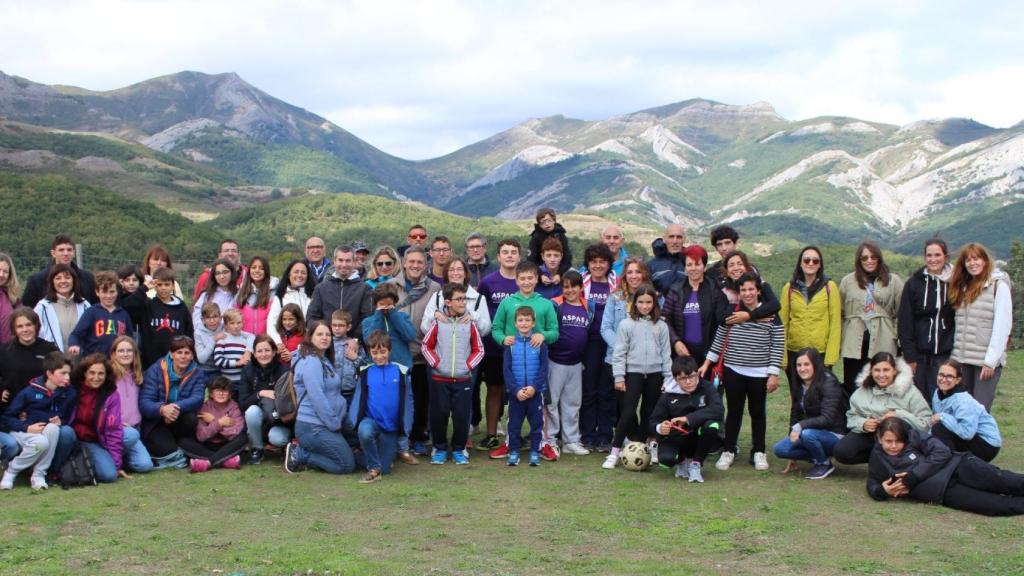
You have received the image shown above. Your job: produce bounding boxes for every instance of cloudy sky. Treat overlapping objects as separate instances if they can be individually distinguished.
[3,0,1021,159]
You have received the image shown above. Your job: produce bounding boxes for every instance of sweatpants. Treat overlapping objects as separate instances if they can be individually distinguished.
[142,412,199,458]
[410,363,430,443]
[580,342,614,446]
[657,422,722,466]
[960,363,1002,412]
[429,376,473,452]
[545,360,583,446]
[507,392,544,453]
[833,431,875,465]
[723,367,768,454]
[931,421,1000,462]
[8,423,62,478]
[179,434,248,467]
[941,454,1024,516]
[612,372,662,449]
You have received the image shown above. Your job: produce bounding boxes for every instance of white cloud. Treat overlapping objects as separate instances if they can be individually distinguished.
[1,0,1021,158]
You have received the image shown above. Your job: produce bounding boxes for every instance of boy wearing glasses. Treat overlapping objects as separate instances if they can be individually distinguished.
[421,283,485,465]
[650,356,724,483]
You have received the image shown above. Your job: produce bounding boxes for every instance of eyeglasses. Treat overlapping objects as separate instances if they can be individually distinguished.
[214,269,232,276]
[305,245,324,250]
[860,254,878,262]
[937,373,958,381]
[375,260,394,268]
[802,257,821,265]
[408,233,427,240]
[432,247,451,253]
[448,297,468,302]
[466,244,485,250]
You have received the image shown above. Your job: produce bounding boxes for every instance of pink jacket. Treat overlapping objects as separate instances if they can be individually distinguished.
[196,398,244,443]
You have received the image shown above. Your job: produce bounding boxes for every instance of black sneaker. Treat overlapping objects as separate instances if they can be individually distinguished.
[249,448,264,465]
[595,442,612,453]
[476,435,500,451]
[284,441,303,474]
[805,462,836,480]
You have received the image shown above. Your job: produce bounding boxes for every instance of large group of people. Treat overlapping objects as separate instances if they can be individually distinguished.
[0,212,1021,516]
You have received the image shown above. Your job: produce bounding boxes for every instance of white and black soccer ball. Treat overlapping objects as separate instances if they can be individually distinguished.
[619,442,651,471]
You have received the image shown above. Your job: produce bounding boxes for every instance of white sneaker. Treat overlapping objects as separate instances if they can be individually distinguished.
[715,451,735,471]
[30,474,48,491]
[648,441,659,465]
[496,423,504,437]
[674,463,687,478]
[688,461,704,483]
[601,453,618,470]
[753,452,770,471]
[1,471,15,490]
[562,442,591,456]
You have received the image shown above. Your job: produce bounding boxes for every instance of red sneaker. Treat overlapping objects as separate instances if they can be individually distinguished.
[489,444,509,459]
[190,458,210,473]
[540,444,559,462]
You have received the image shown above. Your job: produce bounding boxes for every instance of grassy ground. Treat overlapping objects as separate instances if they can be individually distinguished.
[2,355,1023,576]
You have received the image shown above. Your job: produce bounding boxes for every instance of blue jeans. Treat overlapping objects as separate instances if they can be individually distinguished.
[0,431,21,462]
[773,428,842,465]
[53,425,77,472]
[294,420,355,474]
[81,442,119,483]
[244,405,292,449]
[122,426,154,473]
[357,418,399,474]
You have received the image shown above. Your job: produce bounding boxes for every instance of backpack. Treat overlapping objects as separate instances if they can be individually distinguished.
[58,444,97,489]
[273,367,304,424]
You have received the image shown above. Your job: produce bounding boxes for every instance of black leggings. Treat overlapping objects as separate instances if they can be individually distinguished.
[179,434,248,467]
[410,364,429,443]
[657,422,722,466]
[143,412,199,458]
[833,431,875,465]
[612,372,662,449]
[931,422,1000,462]
[723,367,768,454]
[942,455,1024,516]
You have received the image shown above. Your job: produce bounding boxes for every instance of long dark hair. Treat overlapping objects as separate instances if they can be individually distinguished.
[861,351,898,389]
[628,284,661,322]
[205,258,239,299]
[45,263,84,303]
[299,320,335,364]
[853,241,890,289]
[73,353,117,395]
[236,255,272,309]
[791,246,826,286]
[722,250,753,290]
[276,303,306,338]
[276,259,316,301]
[793,348,826,391]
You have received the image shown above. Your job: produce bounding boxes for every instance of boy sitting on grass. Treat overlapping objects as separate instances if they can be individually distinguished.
[351,330,413,483]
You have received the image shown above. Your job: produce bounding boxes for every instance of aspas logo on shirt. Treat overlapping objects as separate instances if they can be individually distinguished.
[560,313,589,329]
[152,314,182,333]
[490,291,515,304]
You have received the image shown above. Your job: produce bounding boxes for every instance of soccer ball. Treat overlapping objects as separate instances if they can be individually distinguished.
[619,442,651,471]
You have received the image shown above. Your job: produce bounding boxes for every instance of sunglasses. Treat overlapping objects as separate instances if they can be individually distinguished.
[375,260,395,267]
[860,255,878,262]
[802,257,821,265]
[408,233,427,240]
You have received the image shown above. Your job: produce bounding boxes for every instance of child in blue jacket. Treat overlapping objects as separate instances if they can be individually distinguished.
[503,306,549,467]
[1,352,77,490]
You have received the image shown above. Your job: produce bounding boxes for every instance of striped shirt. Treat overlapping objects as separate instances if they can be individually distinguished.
[705,316,784,377]
[213,331,255,384]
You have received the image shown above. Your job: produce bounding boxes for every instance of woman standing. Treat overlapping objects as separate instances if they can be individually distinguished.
[266,260,315,346]
[141,245,184,300]
[948,243,1011,411]
[779,246,841,426]
[716,251,780,325]
[833,352,930,465]
[898,238,954,400]
[236,256,277,336]
[699,273,784,472]
[284,321,355,475]
[839,241,904,395]
[771,348,847,480]
[365,246,402,290]
[662,245,722,366]
[34,264,90,353]
[0,253,22,346]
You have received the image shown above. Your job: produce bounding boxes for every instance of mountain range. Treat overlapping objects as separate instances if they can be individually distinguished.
[1,69,1022,254]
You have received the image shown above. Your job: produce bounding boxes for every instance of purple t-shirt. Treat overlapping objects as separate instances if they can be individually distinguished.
[549,301,589,365]
[587,281,610,340]
[478,270,520,357]
[682,289,703,346]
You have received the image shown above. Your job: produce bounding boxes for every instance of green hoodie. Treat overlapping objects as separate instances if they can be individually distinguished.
[491,291,559,346]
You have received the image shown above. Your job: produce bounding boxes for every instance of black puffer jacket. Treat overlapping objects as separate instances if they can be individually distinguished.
[791,370,848,432]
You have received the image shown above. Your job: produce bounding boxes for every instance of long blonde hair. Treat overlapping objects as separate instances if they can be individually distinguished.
[949,243,994,308]
[0,253,22,301]
[109,335,143,385]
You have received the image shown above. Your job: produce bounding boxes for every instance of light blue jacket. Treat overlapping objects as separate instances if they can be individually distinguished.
[931,388,1001,447]
[294,352,347,431]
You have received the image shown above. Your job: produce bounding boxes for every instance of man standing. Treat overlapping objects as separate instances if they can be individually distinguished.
[397,224,429,259]
[705,225,741,287]
[22,234,97,307]
[303,236,330,283]
[647,223,688,294]
[427,236,453,285]
[601,225,628,278]
[306,245,372,336]
[192,239,247,303]
[465,232,496,288]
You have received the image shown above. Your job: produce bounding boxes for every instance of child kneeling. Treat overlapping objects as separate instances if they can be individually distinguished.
[182,377,247,472]
[650,356,724,483]
[351,331,413,483]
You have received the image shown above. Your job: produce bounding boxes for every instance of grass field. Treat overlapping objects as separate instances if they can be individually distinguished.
[2,355,1023,576]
